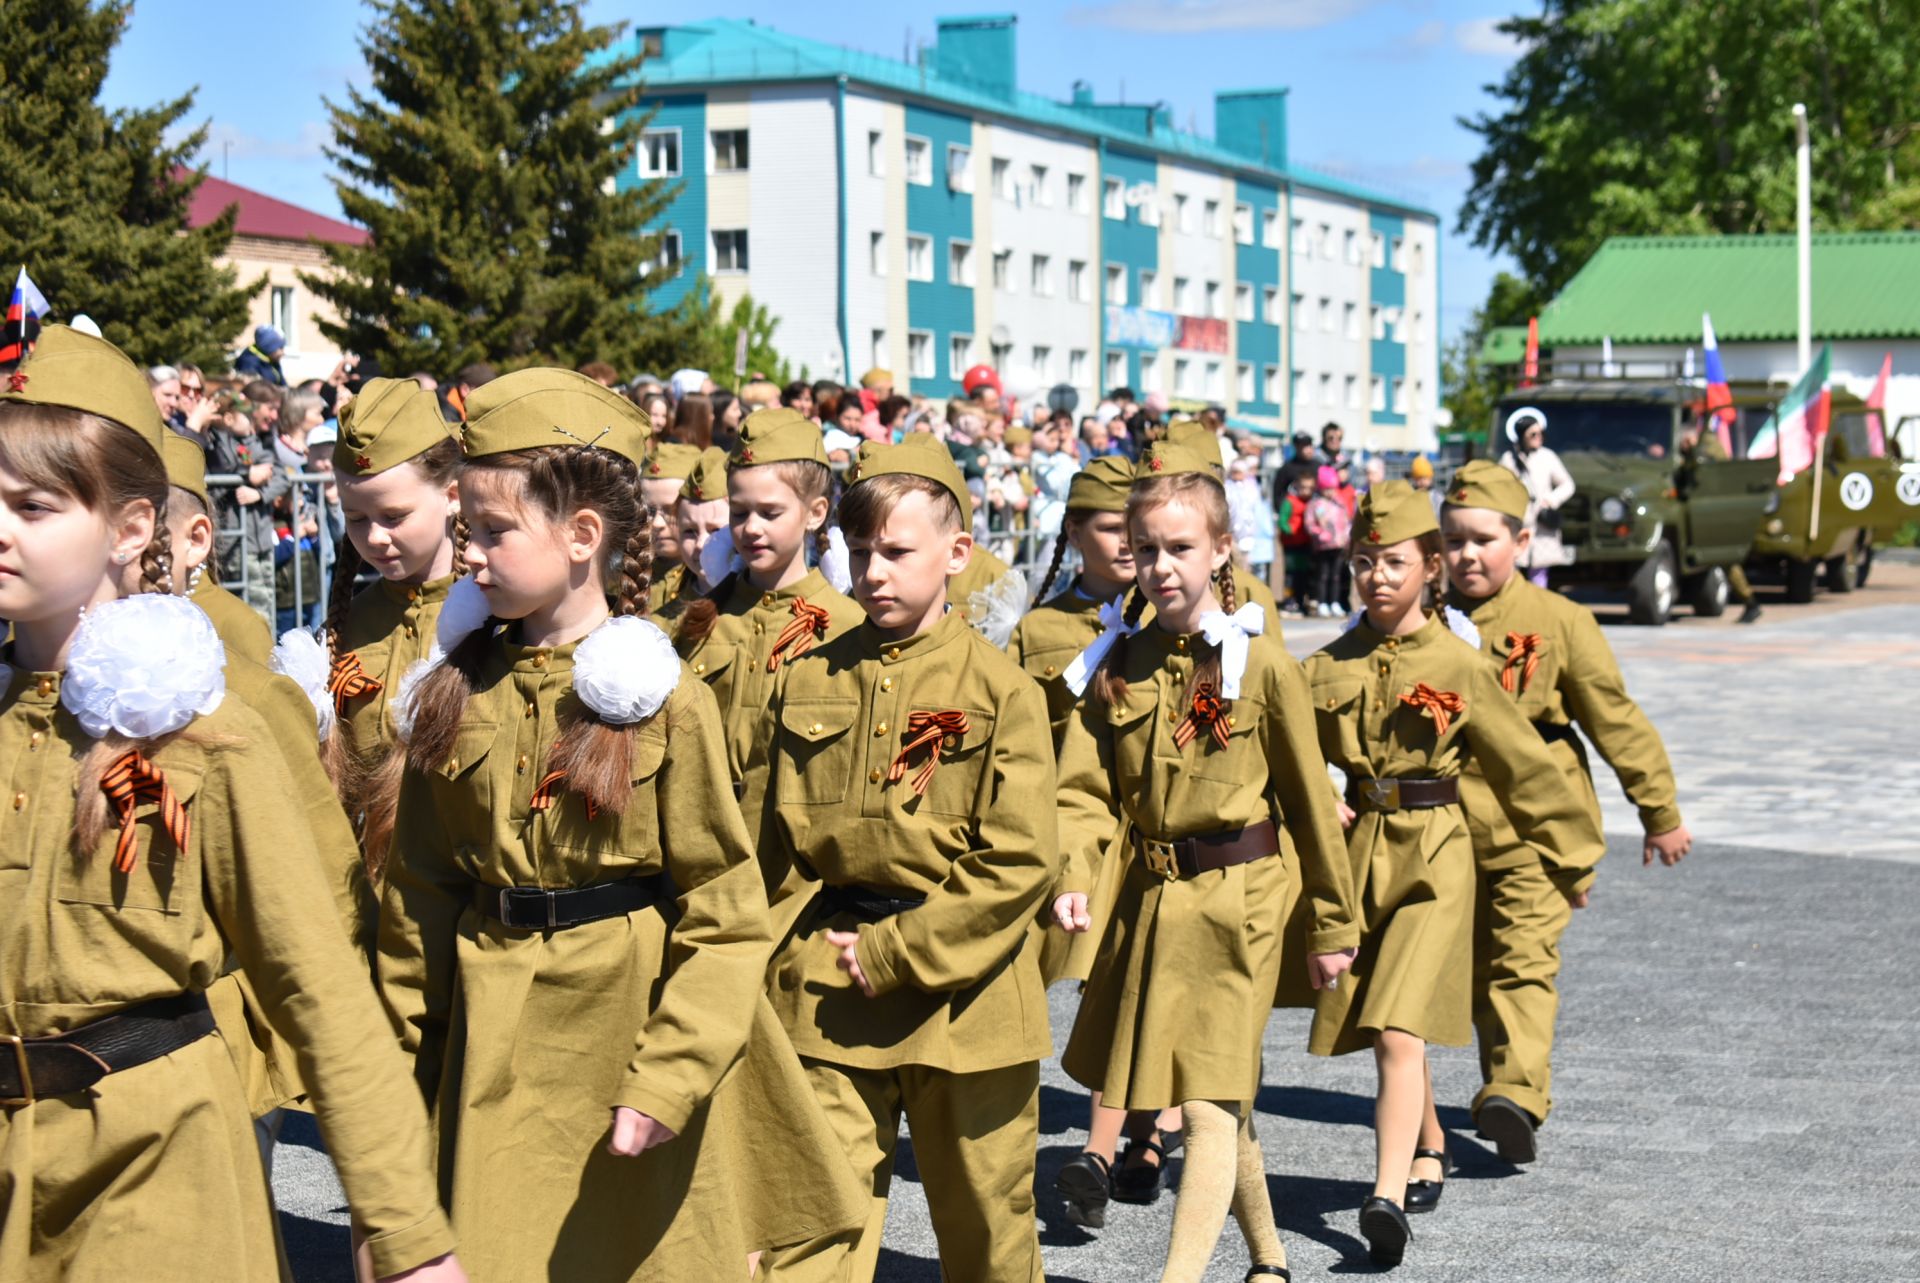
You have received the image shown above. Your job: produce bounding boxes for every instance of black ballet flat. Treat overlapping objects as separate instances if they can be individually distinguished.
[1110,1136,1169,1204]
[1359,1195,1411,1267]
[1054,1150,1112,1229]
[1404,1145,1452,1214]
[1245,1267,1291,1281]
[1475,1095,1539,1164]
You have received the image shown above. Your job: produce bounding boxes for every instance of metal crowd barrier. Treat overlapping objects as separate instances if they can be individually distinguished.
[205,469,339,629]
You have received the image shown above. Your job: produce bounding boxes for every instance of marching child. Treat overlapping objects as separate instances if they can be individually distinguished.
[640,440,702,618]
[675,446,732,590]
[0,326,462,1282]
[1304,480,1602,1267]
[760,439,1060,1282]
[1164,419,1284,636]
[1440,460,1689,1162]
[1053,440,1359,1282]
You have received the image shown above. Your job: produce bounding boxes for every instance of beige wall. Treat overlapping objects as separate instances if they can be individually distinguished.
[217,234,350,383]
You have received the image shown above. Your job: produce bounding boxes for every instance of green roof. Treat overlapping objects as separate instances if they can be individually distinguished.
[597,19,1437,221]
[1538,233,1920,344]
[1479,325,1529,365]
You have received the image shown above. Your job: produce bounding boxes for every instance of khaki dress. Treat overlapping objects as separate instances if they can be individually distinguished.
[377,633,863,1281]
[335,572,456,775]
[192,574,273,666]
[1056,626,1358,1109]
[1303,613,1604,1055]
[0,666,452,1282]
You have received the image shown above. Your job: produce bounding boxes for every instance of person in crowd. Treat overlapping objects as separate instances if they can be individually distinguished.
[441,361,498,423]
[1305,465,1352,617]
[781,378,816,419]
[638,441,705,621]
[877,393,913,440]
[673,367,714,400]
[1029,415,1080,540]
[1277,467,1315,614]
[820,390,867,444]
[1320,421,1351,473]
[811,378,845,417]
[1498,408,1576,588]
[577,359,620,387]
[710,389,744,448]
[740,378,783,412]
[641,387,672,437]
[234,324,288,385]
[243,380,283,439]
[1409,454,1435,492]
[669,392,716,450]
[1227,452,1277,584]
[206,388,290,626]
[148,364,182,425]
[407,370,438,393]
[1364,456,1388,493]
[271,388,329,635]
[859,366,894,405]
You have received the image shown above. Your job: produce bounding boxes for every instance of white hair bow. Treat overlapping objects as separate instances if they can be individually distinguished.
[1063,597,1136,696]
[1196,602,1266,699]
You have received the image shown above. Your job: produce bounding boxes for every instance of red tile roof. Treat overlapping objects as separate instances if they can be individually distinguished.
[177,169,370,247]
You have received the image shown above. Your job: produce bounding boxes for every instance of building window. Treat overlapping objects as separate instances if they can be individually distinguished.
[1104,263,1127,306]
[908,330,933,379]
[1140,356,1162,394]
[1173,357,1191,396]
[1205,361,1224,398]
[1391,236,1406,271]
[1343,302,1359,340]
[948,239,975,287]
[1413,377,1425,410]
[992,156,1012,201]
[1105,350,1126,389]
[904,135,931,185]
[1205,199,1222,237]
[867,130,884,177]
[1370,304,1384,340]
[711,228,748,273]
[1370,374,1385,411]
[1030,163,1050,206]
[1233,203,1253,245]
[1411,308,1424,339]
[1068,259,1089,302]
[1290,293,1307,328]
[1235,282,1254,322]
[1131,268,1152,306]
[1032,345,1052,381]
[1344,229,1360,265]
[1370,230,1385,267]
[871,329,888,372]
[947,144,973,192]
[905,234,933,282]
[1411,240,1424,273]
[644,229,682,278]
[1139,190,1160,227]
[1031,253,1053,297]
[991,340,1013,370]
[1390,307,1406,342]
[1067,172,1087,213]
[1264,364,1282,404]
[1319,296,1334,332]
[1318,372,1334,406]
[869,231,885,276]
[1103,177,1125,219]
[1318,222,1333,258]
[1205,280,1223,320]
[1174,193,1192,233]
[1069,349,1089,384]
[638,127,680,178]
[1345,375,1360,409]
[1172,276,1191,313]
[1262,286,1281,325]
[1291,218,1307,255]
[949,334,973,380]
[1237,362,1254,402]
[710,128,748,172]
[269,286,295,346]
[1291,369,1305,407]
[992,249,1013,292]
[1392,377,1407,414]
[1262,209,1281,248]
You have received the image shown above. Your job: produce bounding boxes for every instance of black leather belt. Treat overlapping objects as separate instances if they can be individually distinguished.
[1131,819,1281,882]
[475,872,677,931]
[1347,777,1461,812]
[813,883,927,923]
[1,992,215,1106]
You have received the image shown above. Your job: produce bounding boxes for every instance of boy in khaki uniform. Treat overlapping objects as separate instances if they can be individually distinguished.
[642,440,704,618]
[763,439,1059,1282]
[1441,460,1691,1161]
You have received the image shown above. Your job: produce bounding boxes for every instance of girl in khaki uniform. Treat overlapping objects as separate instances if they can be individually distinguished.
[640,442,703,619]
[322,379,466,881]
[671,408,864,893]
[0,326,462,1282]
[377,369,861,1281]
[1054,441,1359,1283]
[1162,420,1284,640]
[1304,481,1603,1267]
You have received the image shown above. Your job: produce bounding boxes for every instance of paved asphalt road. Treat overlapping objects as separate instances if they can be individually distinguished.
[274,564,1920,1281]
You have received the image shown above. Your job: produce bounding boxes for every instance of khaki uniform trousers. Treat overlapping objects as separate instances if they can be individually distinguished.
[789,1056,1044,1283]
[1471,856,1574,1124]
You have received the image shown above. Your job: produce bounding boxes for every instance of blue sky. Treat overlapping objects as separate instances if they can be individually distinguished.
[102,0,1524,343]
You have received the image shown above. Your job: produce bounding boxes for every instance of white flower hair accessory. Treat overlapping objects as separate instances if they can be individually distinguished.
[269,627,336,742]
[965,566,1028,650]
[390,655,433,743]
[1197,602,1266,699]
[819,525,853,594]
[698,524,745,593]
[63,594,225,738]
[1064,596,1137,696]
[436,575,492,654]
[1442,605,1482,650]
[573,615,679,724]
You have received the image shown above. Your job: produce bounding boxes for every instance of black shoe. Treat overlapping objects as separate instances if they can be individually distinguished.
[1245,1268,1291,1281]
[1476,1096,1539,1164]
[1054,1151,1112,1229]
[1359,1196,1411,1267]
[1739,601,1763,624]
[1110,1137,1169,1204]
[1404,1146,1451,1214]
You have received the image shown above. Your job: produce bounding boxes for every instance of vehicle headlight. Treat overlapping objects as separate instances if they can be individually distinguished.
[1763,491,1781,515]
[1597,496,1629,524]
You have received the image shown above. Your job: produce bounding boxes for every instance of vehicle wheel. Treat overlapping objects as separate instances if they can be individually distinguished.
[1628,543,1678,625]
[1686,566,1729,617]
[1784,557,1818,603]
[1858,542,1875,587]
[1824,543,1859,594]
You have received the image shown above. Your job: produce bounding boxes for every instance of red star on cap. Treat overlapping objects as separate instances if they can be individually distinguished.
[355,453,373,470]
[1368,528,1382,541]
[739,448,754,463]
[6,372,27,392]
[1453,487,1468,501]
[1149,456,1164,471]
[648,461,661,475]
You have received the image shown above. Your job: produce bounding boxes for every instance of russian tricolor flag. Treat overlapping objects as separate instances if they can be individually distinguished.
[1701,312,1735,454]
[0,267,51,366]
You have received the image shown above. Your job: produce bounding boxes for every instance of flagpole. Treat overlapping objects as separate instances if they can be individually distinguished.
[1794,105,1824,545]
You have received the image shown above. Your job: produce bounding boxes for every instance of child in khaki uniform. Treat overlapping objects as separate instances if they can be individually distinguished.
[1164,419,1285,638]
[762,439,1060,1283]
[1304,481,1604,1267]
[1441,460,1690,1162]
[1054,441,1359,1283]
[0,326,462,1282]
[640,441,703,619]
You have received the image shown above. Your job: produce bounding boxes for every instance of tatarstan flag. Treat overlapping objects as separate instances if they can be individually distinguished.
[1747,344,1832,484]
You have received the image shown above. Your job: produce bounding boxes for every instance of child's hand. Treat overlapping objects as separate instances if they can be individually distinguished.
[824,929,877,997]
[1336,801,1357,830]
[1052,892,1091,934]
[1566,886,1591,910]
[1307,948,1357,991]
[607,1106,677,1156]
[1643,825,1691,867]
[377,1254,469,1282]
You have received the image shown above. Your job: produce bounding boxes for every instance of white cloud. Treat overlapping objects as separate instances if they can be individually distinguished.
[1068,0,1380,33]
[1455,16,1523,56]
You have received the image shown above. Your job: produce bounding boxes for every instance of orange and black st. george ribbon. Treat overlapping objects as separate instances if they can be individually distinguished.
[767,598,833,672]
[1173,683,1232,750]
[887,710,970,795]
[1399,683,1466,737]
[1501,632,1545,694]
[327,650,383,714]
[530,768,599,822]
[100,750,190,874]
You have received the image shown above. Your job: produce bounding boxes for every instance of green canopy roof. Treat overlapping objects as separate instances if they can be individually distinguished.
[1537,233,1920,344]
[1479,325,1529,365]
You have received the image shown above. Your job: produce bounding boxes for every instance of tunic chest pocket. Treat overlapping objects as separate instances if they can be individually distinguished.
[1493,640,1558,720]
[428,720,498,840]
[1310,678,1368,768]
[686,641,737,690]
[57,764,204,914]
[545,727,668,864]
[1190,694,1265,782]
[776,699,860,806]
[903,705,995,818]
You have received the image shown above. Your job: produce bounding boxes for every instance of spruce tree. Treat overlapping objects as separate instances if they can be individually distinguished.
[310,0,707,376]
[0,0,253,369]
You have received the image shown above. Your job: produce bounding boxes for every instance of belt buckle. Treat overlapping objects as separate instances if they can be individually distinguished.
[545,889,559,930]
[1142,840,1180,882]
[497,887,514,926]
[1364,778,1401,811]
[1,1033,32,1106]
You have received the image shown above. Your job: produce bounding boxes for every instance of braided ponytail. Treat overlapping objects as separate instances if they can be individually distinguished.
[1030,522,1072,606]
[1089,588,1150,708]
[673,573,736,653]
[136,489,174,596]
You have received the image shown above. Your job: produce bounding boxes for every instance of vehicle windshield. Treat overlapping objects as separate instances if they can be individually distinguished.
[1493,399,1672,459]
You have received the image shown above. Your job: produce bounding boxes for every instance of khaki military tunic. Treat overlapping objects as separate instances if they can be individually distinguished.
[336,573,456,770]
[648,562,698,622]
[1055,626,1357,1108]
[1450,574,1681,1120]
[0,666,452,1281]
[193,574,273,666]
[1304,613,1604,1056]
[674,569,864,893]
[377,634,862,1280]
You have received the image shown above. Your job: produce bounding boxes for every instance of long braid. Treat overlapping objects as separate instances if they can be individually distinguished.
[1191,564,1236,714]
[1090,587,1150,708]
[452,508,471,572]
[618,499,654,617]
[136,489,173,596]
[1031,526,1071,606]
[673,573,736,653]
